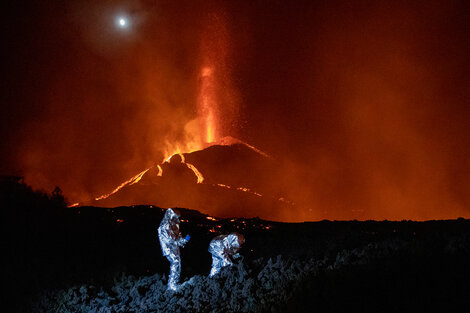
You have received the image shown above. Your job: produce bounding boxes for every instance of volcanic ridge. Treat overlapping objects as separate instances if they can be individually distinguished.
[89,141,294,221]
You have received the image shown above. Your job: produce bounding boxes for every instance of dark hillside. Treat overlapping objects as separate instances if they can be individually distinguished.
[2,179,470,312]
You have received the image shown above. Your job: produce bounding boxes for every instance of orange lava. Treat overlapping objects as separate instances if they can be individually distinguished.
[216,183,263,197]
[95,168,150,201]
[185,162,205,184]
[199,66,218,144]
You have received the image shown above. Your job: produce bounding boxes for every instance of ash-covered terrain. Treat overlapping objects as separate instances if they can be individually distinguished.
[3,178,470,313]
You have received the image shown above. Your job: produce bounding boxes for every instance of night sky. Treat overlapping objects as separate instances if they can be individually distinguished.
[1,0,469,220]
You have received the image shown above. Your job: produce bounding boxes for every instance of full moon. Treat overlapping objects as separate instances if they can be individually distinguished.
[116,16,128,28]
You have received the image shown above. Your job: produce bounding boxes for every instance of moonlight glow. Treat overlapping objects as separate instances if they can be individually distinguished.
[116,16,128,28]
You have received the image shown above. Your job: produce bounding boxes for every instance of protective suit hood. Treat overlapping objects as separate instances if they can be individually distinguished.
[227,233,244,248]
[163,208,180,223]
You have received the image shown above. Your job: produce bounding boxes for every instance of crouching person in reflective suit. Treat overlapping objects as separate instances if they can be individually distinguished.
[208,233,245,277]
[158,208,190,291]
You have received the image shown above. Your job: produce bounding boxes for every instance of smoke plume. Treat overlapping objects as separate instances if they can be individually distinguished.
[1,0,469,221]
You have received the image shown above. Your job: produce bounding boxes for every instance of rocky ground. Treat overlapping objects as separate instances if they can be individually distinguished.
[3,180,470,312]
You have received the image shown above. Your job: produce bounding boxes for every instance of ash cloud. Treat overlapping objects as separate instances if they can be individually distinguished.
[2,1,209,201]
[1,0,469,220]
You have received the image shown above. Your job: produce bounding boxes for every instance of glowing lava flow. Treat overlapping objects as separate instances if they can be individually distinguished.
[216,183,263,197]
[95,168,150,201]
[214,183,295,207]
[167,153,205,184]
[186,163,205,183]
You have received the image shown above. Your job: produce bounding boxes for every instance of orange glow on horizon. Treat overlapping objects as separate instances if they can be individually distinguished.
[12,2,469,223]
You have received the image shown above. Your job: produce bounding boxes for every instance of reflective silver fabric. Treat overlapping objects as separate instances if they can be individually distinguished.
[165,253,180,291]
[208,233,244,277]
[158,208,188,290]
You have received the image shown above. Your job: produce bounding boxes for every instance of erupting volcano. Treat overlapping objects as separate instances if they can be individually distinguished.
[3,1,470,312]
[2,0,469,222]
[89,139,292,221]
[84,9,279,219]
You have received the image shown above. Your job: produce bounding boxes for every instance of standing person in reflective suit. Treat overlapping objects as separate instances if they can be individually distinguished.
[208,233,245,277]
[158,208,190,291]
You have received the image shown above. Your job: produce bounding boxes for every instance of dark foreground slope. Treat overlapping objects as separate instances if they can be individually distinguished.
[3,181,470,312]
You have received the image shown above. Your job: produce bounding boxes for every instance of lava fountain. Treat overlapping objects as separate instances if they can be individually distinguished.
[161,11,235,162]
[93,10,242,203]
[199,66,217,144]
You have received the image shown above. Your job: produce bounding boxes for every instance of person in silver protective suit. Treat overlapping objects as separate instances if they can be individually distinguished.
[158,208,190,291]
[208,233,245,277]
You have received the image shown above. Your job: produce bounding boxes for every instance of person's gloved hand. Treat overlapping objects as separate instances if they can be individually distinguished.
[185,234,191,242]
